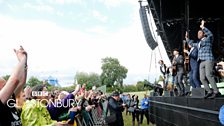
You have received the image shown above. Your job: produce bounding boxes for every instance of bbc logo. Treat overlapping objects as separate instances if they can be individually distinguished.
[32,91,48,97]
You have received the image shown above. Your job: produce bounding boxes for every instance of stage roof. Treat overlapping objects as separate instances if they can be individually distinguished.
[147,0,224,60]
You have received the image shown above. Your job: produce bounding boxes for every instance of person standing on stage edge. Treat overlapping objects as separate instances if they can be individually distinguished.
[187,20,220,99]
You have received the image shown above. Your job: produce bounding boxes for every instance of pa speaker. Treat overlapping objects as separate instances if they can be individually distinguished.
[139,6,158,50]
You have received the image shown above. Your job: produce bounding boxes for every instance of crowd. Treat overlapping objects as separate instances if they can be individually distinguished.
[0,46,152,126]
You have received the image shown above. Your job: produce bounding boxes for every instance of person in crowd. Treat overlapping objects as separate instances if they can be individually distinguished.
[16,90,26,116]
[107,91,126,126]
[47,84,80,121]
[24,86,32,100]
[188,20,220,99]
[158,60,168,91]
[140,94,150,125]
[130,95,140,126]
[184,37,202,88]
[76,88,97,126]
[21,85,65,125]
[95,90,106,118]
[172,48,185,96]
[125,94,131,115]
[120,93,126,104]
[53,90,61,99]
[78,83,86,96]
[57,91,69,100]
[0,46,27,126]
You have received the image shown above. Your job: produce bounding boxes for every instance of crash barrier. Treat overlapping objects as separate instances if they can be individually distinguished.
[69,99,110,126]
[74,107,105,126]
[149,96,224,126]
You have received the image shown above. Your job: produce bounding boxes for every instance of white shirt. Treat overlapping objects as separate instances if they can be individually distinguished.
[198,37,206,49]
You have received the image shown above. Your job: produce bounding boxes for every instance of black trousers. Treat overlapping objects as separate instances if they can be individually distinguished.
[140,109,149,124]
[132,110,140,122]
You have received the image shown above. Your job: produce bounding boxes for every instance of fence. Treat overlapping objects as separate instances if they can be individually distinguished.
[70,99,108,126]
[74,106,105,126]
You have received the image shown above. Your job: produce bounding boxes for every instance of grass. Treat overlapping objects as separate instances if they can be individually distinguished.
[124,90,153,100]
[123,111,156,126]
[122,91,155,126]
[104,91,155,126]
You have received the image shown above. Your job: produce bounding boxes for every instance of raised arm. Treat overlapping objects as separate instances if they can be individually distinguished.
[14,59,28,96]
[72,84,80,96]
[200,20,213,43]
[185,31,197,47]
[202,27,213,41]
[0,46,28,104]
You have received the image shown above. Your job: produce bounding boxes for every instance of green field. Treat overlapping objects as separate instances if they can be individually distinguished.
[123,91,155,126]
[123,90,153,100]
[123,111,156,126]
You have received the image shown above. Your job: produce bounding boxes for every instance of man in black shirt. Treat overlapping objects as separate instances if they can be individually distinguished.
[107,91,126,126]
[0,93,22,126]
[172,49,185,96]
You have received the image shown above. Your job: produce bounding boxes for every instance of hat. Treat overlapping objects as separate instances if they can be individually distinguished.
[112,91,120,96]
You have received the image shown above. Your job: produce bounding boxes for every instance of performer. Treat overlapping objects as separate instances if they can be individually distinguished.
[185,32,201,88]
[187,20,220,99]
[172,49,185,96]
[158,60,167,90]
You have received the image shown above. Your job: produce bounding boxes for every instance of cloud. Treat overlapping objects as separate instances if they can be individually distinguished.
[86,26,108,35]
[48,0,82,5]
[98,0,136,8]
[7,4,18,11]
[0,13,151,85]
[54,0,65,4]
[92,10,108,22]
[23,2,54,13]
[0,0,170,85]
[56,11,64,16]
[98,0,121,8]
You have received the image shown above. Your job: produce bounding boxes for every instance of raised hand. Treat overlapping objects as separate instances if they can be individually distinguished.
[13,46,27,62]
[184,49,188,53]
[185,31,189,40]
[200,20,205,29]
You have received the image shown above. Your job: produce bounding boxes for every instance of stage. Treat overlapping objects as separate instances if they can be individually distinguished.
[149,96,223,126]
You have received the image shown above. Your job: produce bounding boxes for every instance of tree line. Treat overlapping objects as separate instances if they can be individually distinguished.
[1,57,153,92]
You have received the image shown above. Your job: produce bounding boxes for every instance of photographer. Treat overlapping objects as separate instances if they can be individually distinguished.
[107,91,126,126]
[129,95,140,126]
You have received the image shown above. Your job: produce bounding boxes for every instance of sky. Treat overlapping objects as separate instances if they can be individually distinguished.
[0,0,170,87]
